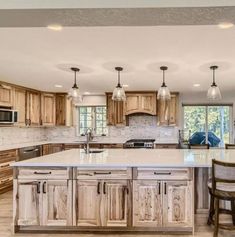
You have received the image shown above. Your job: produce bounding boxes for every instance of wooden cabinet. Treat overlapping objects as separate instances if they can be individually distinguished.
[106,93,126,126]
[125,93,157,115]
[0,83,13,107]
[133,180,162,227]
[13,88,26,126]
[0,149,18,194]
[133,168,193,229]
[15,168,72,227]
[42,144,64,155]
[26,91,41,126]
[157,93,179,126]
[101,143,123,149]
[41,93,55,126]
[56,94,73,126]
[155,144,179,149]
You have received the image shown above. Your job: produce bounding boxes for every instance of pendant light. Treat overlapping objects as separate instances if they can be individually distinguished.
[207,65,222,100]
[112,67,126,101]
[68,67,82,102]
[157,66,171,100]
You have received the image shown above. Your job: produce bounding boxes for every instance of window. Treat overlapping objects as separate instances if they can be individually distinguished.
[183,105,232,147]
[78,106,107,136]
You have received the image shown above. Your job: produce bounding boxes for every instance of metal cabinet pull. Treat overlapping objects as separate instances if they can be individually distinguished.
[97,182,101,194]
[103,182,106,194]
[154,172,171,175]
[125,186,129,195]
[37,182,41,194]
[94,172,111,175]
[23,149,39,153]
[158,183,161,195]
[0,164,10,168]
[42,181,46,194]
[34,171,51,175]
[164,182,167,195]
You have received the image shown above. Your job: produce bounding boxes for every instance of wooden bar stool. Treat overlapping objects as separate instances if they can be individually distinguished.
[225,144,235,149]
[189,144,209,149]
[207,159,235,237]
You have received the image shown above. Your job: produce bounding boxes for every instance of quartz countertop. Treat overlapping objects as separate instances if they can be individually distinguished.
[11,148,235,168]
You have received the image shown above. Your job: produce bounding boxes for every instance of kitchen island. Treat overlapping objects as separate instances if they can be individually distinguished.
[11,149,235,234]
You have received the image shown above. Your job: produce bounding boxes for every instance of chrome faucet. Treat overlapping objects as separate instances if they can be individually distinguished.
[84,128,93,154]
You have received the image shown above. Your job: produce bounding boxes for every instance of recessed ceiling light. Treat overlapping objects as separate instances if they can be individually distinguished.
[123,84,129,88]
[218,22,234,29]
[83,92,91,95]
[55,84,63,88]
[47,24,63,31]
[193,84,200,87]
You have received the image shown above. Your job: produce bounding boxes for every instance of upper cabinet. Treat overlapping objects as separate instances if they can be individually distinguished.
[0,83,13,107]
[13,88,26,126]
[106,93,126,126]
[55,94,73,126]
[157,93,179,126]
[41,93,56,126]
[26,91,41,126]
[125,92,157,115]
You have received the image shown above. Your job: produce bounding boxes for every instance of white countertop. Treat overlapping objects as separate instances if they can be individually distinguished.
[11,148,235,168]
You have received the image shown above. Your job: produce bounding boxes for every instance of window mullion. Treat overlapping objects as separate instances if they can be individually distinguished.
[205,106,208,145]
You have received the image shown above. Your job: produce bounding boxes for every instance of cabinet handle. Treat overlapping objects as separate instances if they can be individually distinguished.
[0,164,10,168]
[158,183,161,195]
[37,182,41,194]
[34,171,51,175]
[97,182,101,194]
[103,182,106,194]
[23,149,39,153]
[125,186,129,195]
[94,172,111,175]
[42,181,46,194]
[29,119,31,126]
[164,182,167,195]
[154,172,171,175]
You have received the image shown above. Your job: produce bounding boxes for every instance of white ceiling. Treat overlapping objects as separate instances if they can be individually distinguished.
[0,25,235,94]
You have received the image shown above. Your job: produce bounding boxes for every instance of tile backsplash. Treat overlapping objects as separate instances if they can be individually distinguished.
[0,127,46,146]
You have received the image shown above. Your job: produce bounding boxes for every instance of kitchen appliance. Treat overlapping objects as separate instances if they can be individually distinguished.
[19,146,41,161]
[124,139,155,149]
[0,108,18,124]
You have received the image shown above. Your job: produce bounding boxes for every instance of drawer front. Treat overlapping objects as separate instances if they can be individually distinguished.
[154,144,178,149]
[0,162,14,179]
[64,144,83,150]
[0,149,18,163]
[18,168,70,180]
[0,176,13,192]
[76,168,132,180]
[135,168,192,180]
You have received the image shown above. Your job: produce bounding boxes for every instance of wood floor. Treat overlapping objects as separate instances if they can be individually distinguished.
[0,191,234,237]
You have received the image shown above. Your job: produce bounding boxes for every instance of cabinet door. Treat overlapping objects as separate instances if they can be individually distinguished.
[14,88,26,126]
[125,94,139,115]
[41,93,55,126]
[0,83,13,106]
[133,180,162,227]
[168,94,178,125]
[103,180,131,227]
[163,181,192,227]
[140,94,156,115]
[17,180,42,226]
[27,91,41,126]
[56,94,72,126]
[75,180,101,226]
[42,180,72,226]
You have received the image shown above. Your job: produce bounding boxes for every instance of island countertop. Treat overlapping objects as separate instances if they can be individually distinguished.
[11,148,235,168]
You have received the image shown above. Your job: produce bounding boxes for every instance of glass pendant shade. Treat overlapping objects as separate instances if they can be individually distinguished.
[157,66,171,100]
[112,67,126,101]
[207,65,222,100]
[68,67,82,103]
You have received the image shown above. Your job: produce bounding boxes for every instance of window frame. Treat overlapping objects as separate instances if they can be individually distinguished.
[77,105,107,136]
[182,103,233,147]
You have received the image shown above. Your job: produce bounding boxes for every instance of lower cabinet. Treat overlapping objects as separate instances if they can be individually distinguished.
[74,179,131,227]
[16,179,72,226]
[42,144,64,155]
[133,180,193,228]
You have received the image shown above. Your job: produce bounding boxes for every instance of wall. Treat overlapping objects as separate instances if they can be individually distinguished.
[0,127,46,146]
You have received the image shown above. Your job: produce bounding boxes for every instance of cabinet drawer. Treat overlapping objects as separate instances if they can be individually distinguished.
[0,149,18,163]
[154,144,178,149]
[76,168,132,180]
[18,168,70,180]
[0,162,14,179]
[134,168,192,180]
[0,176,13,192]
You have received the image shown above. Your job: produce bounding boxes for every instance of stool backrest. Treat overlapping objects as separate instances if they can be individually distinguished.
[189,144,209,149]
[212,159,235,191]
[225,144,235,149]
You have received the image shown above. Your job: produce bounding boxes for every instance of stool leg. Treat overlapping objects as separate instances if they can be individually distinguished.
[231,200,235,225]
[214,198,219,237]
[208,194,214,225]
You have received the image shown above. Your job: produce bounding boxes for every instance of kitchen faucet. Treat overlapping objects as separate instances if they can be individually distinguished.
[84,128,93,154]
